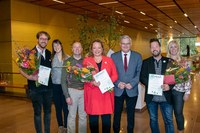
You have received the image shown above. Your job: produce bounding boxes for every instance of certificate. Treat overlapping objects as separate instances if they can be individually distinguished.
[147,74,163,96]
[93,69,114,94]
[38,65,51,86]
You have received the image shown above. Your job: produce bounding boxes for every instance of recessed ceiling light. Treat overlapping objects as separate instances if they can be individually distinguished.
[115,10,123,15]
[174,20,177,23]
[169,26,172,29]
[155,30,158,32]
[194,26,197,28]
[124,20,130,23]
[99,1,118,5]
[140,11,146,15]
[144,27,148,29]
[52,0,65,4]
[150,24,153,26]
[184,13,188,17]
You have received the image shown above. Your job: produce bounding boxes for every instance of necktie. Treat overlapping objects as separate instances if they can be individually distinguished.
[124,54,128,72]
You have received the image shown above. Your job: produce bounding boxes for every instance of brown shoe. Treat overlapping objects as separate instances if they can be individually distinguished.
[58,126,64,133]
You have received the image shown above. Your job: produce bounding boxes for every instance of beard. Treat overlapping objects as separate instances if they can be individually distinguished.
[152,50,161,57]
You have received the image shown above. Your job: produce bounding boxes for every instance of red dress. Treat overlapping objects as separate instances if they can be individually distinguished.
[83,56,118,115]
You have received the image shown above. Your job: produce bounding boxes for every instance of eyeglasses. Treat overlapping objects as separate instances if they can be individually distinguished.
[121,43,131,45]
[39,38,48,41]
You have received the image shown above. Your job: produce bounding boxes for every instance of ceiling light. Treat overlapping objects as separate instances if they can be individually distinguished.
[124,20,130,23]
[52,0,65,4]
[157,4,176,8]
[144,27,148,29]
[174,20,177,23]
[184,13,188,17]
[169,26,172,29]
[140,11,146,15]
[155,30,158,32]
[115,10,123,15]
[194,26,197,28]
[150,24,153,26]
[99,1,118,5]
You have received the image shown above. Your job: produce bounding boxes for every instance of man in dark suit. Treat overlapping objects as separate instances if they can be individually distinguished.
[140,38,174,133]
[111,35,142,133]
[20,31,53,133]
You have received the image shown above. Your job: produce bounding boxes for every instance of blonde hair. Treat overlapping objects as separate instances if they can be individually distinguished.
[167,40,181,61]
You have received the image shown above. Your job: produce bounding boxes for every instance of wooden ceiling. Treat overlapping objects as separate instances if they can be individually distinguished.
[20,0,200,38]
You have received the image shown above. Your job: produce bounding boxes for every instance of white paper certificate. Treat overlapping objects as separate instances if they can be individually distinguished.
[38,65,51,86]
[147,74,164,96]
[93,69,114,94]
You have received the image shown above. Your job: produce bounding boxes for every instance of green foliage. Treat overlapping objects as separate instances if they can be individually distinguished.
[77,13,123,55]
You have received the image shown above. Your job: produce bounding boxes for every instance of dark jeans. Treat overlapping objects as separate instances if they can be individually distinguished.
[89,114,111,133]
[172,89,185,130]
[147,101,174,133]
[52,84,68,128]
[30,88,53,133]
[113,91,138,133]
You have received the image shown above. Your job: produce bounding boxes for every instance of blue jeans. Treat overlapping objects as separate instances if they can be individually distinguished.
[172,89,185,130]
[52,84,68,128]
[30,88,53,133]
[147,101,174,133]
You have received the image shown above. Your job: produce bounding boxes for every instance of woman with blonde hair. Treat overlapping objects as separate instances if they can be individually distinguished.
[167,40,192,133]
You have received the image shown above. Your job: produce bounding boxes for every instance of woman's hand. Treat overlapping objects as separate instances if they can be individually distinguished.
[92,81,100,87]
[183,94,190,101]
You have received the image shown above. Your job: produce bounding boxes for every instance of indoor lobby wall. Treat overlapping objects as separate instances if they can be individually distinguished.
[9,0,155,93]
[0,0,12,73]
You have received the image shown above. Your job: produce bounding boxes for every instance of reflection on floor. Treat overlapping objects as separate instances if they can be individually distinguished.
[0,74,200,133]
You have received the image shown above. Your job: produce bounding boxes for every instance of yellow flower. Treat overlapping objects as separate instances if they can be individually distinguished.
[82,68,89,73]
[16,58,19,63]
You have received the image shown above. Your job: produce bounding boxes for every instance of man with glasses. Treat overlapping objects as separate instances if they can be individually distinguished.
[20,31,53,133]
[111,35,142,133]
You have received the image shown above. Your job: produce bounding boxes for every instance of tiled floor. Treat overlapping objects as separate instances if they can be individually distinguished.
[0,74,200,133]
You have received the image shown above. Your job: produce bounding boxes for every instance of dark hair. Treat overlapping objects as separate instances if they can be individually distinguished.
[36,31,51,40]
[51,39,66,61]
[149,38,161,47]
[88,39,105,57]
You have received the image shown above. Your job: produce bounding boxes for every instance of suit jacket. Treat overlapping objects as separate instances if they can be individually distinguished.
[140,56,173,104]
[111,50,142,97]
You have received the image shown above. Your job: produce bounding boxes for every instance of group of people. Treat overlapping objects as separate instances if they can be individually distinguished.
[20,31,192,133]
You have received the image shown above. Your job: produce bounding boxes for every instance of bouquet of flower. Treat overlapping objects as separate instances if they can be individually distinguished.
[66,61,96,82]
[15,48,40,86]
[164,61,194,84]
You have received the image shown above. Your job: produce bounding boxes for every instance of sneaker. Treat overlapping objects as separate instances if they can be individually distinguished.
[58,126,64,133]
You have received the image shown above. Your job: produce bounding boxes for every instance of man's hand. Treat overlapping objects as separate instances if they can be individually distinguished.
[161,84,170,91]
[125,83,132,90]
[66,97,72,105]
[118,82,126,89]
[29,75,38,81]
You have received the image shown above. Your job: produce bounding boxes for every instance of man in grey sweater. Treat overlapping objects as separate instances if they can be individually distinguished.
[61,41,87,133]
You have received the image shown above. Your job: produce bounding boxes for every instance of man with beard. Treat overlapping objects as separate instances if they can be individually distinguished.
[140,38,174,133]
[20,31,53,133]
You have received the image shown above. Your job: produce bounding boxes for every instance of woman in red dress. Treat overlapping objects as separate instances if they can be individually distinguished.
[83,39,118,133]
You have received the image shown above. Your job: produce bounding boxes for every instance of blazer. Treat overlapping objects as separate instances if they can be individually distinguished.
[140,56,173,104]
[111,50,142,97]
